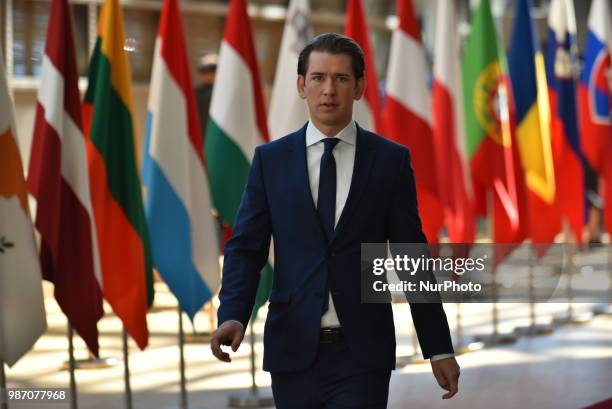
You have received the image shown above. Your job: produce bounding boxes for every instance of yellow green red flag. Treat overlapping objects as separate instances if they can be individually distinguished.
[83,0,153,349]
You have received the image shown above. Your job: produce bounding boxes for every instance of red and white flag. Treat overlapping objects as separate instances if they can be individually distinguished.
[432,0,475,243]
[27,0,104,356]
[344,0,383,133]
[384,0,444,242]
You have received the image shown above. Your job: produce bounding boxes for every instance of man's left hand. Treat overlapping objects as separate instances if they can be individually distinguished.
[430,357,460,399]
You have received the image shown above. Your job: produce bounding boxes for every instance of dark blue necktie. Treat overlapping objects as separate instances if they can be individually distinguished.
[317,138,340,240]
[317,137,339,314]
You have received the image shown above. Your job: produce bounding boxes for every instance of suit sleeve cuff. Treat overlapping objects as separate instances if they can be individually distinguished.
[430,353,455,362]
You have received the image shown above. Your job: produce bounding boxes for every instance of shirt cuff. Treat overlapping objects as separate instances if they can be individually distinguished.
[430,353,455,362]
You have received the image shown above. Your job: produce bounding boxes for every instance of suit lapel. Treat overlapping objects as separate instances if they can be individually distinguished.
[331,124,377,244]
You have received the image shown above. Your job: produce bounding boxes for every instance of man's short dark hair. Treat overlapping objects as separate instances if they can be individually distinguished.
[297,33,365,80]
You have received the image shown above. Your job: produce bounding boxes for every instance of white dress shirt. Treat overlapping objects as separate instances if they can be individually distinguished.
[305,121,453,362]
[228,120,453,361]
[305,120,355,328]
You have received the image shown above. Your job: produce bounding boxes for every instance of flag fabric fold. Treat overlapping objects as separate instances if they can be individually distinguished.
[83,0,152,349]
[432,0,475,243]
[268,0,312,140]
[508,0,560,245]
[461,0,523,247]
[344,0,383,133]
[205,0,272,317]
[383,0,444,242]
[0,50,47,367]
[27,0,103,356]
[545,0,585,242]
[142,0,220,319]
[579,0,611,234]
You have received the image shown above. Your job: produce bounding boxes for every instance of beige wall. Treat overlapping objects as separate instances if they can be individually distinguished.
[12,89,37,171]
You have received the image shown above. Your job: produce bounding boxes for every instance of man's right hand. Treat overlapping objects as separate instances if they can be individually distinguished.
[210,320,245,362]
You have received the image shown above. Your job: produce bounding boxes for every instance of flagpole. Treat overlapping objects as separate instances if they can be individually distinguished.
[394,243,424,366]
[122,327,132,409]
[514,248,553,336]
[452,301,483,354]
[208,301,216,334]
[603,243,612,315]
[67,324,78,409]
[566,242,575,321]
[475,192,517,346]
[1,359,7,409]
[492,264,499,336]
[528,250,536,328]
[411,326,420,357]
[562,238,591,324]
[455,302,464,349]
[249,323,257,395]
[178,306,187,409]
[452,245,483,354]
[606,244,612,314]
[395,315,426,366]
[591,240,612,315]
[227,321,273,408]
[554,223,592,325]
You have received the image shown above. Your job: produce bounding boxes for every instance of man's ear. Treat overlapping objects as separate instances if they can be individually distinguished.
[297,75,307,99]
[354,76,366,101]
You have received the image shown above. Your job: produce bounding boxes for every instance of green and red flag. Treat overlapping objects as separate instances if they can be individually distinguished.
[432,0,475,243]
[83,0,153,349]
[462,0,526,248]
[204,0,272,318]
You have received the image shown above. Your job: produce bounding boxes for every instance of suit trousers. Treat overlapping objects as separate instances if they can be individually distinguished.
[270,336,391,409]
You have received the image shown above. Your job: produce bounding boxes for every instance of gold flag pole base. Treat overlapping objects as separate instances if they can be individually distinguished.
[453,341,485,355]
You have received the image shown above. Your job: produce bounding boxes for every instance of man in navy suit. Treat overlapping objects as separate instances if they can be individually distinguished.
[210,33,460,408]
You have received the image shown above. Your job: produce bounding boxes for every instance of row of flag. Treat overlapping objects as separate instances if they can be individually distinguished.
[0,0,218,367]
[1,0,610,370]
[271,0,611,252]
[464,0,611,249]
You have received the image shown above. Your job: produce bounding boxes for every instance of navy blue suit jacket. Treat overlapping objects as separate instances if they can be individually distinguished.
[217,123,453,373]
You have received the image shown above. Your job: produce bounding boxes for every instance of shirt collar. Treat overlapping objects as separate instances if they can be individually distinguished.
[305,120,357,147]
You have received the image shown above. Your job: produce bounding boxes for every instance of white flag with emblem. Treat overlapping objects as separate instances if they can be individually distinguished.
[268,0,312,140]
[0,50,47,367]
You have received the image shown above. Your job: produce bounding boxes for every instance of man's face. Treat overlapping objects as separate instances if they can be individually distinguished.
[297,51,365,128]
